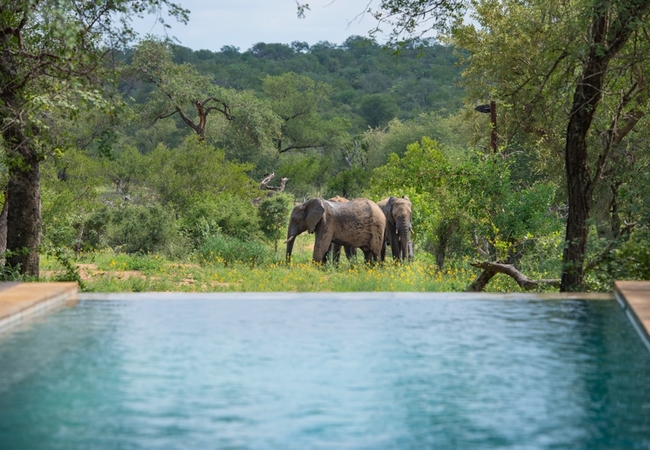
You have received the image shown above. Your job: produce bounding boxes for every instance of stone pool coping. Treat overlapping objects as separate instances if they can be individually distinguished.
[0,282,78,332]
[615,281,650,352]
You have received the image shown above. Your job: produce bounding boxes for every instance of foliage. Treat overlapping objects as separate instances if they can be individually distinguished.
[9,0,650,289]
[47,248,85,288]
[258,194,294,252]
[40,149,107,251]
[128,38,281,150]
[263,72,350,155]
[368,137,561,268]
[135,37,464,133]
[107,202,187,257]
[146,135,257,212]
[359,94,400,128]
[324,168,372,199]
[181,193,263,245]
[277,151,333,199]
[451,0,650,289]
[362,112,467,169]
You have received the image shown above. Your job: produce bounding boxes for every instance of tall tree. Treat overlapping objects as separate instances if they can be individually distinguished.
[0,0,188,276]
[452,0,650,290]
[128,39,281,150]
[262,72,350,154]
[559,0,650,290]
[361,0,650,290]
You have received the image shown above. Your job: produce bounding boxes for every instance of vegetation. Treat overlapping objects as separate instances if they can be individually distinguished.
[2,0,650,293]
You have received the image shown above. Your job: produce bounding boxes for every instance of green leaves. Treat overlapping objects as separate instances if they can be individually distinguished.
[146,135,256,212]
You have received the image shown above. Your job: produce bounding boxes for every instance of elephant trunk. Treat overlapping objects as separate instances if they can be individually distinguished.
[397,219,412,262]
[285,234,296,263]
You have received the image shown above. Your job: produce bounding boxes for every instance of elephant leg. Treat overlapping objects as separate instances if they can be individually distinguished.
[344,245,356,260]
[331,243,342,264]
[390,232,401,261]
[313,232,333,262]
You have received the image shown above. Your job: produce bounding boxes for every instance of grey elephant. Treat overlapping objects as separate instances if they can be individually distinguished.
[327,196,358,263]
[378,196,413,262]
[285,198,386,263]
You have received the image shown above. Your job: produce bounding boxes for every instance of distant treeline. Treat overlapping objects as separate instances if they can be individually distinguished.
[125,36,464,133]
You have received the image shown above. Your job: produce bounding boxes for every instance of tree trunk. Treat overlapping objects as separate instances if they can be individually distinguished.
[4,127,41,277]
[0,190,8,263]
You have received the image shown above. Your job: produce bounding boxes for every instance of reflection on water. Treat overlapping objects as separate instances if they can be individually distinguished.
[0,295,648,449]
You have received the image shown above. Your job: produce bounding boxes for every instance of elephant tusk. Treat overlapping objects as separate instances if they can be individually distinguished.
[284,235,296,244]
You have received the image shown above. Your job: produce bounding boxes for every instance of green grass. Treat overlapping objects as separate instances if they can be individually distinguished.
[39,234,548,293]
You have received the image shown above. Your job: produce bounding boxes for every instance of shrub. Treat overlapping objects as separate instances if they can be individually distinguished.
[107,203,187,256]
[181,193,263,245]
[258,193,293,252]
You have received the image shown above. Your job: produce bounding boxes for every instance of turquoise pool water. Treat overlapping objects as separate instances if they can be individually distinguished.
[0,293,649,449]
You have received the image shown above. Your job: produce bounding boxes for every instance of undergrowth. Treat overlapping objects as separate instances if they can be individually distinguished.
[39,233,552,293]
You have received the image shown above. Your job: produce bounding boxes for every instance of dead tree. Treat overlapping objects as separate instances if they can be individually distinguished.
[259,173,288,192]
[253,174,289,205]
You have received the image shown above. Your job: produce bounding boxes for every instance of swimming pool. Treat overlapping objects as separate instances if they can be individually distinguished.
[0,293,649,449]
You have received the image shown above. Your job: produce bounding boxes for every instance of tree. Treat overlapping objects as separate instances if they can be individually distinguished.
[129,39,280,147]
[359,94,399,128]
[559,0,650,290]
[0,0,188,276]
[296,0,465,43]
[262,72,350,154]
[452,0,650,290]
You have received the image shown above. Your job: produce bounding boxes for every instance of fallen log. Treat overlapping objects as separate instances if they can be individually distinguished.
[467,261,560,291]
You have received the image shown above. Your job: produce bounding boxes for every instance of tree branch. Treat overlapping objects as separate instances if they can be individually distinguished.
[468,261,560,290]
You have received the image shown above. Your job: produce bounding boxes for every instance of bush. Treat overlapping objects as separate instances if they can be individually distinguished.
[107,203,187,256]
[197,233,274,266]
[181,193,263,245]
[258,193,293,252]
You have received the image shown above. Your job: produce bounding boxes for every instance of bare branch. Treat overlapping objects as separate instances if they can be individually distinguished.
[469,261,560,290]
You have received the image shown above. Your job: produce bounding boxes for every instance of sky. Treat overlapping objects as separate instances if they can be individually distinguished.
[132,0,382,52]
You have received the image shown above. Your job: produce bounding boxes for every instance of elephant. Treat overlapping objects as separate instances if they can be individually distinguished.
[378,196,413,262]
[285,198,386,264]
[327,196,358,263]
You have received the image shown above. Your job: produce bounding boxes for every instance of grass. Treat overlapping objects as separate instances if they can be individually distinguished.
[39,234,540,293]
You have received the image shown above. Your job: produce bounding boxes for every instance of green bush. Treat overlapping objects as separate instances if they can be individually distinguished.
[197,233,274,266]
[597,228,650,282]
[107,203,187,256]
[181,193,262,245]
[258,193,293,252]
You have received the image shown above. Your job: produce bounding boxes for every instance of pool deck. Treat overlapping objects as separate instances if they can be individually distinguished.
[615,281,650,351]
[0,282,78,332]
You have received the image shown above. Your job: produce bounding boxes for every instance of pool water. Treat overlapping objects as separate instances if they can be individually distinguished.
[0,293,649,449]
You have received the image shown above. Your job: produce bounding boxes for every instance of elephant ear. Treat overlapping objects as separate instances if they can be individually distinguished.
[305,199,325,233]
